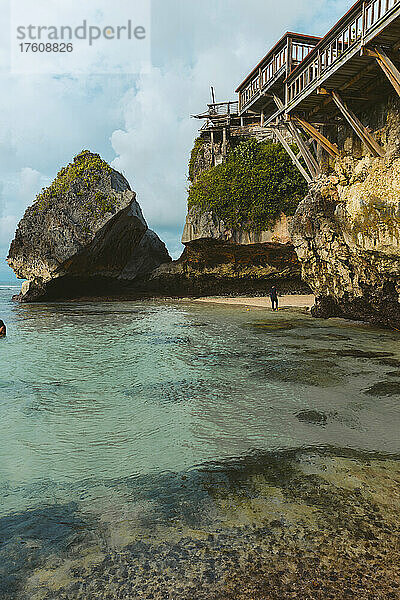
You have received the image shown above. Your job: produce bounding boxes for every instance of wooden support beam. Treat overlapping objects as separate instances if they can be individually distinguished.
[309,61,378,120]
[325,89,385,158]
[271,94,320,178]
[291,116,340,158]
[273,94,284,109]
[284,121,321,178]
[365,46,400,98]
[273,127,312,184]
[222,127,227,156]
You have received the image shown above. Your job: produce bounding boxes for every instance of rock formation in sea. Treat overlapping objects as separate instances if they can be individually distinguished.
[290,93,400,328]
[7,150,171,301]
[142,136,312,297]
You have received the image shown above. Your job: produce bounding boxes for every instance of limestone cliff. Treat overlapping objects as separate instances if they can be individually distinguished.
[143,208,308,297]
[7,150,171,301]
[291,95,400,328]
[144,136,311,297]
[182,206,292,245]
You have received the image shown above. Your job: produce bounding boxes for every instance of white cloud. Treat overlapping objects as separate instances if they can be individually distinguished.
[10,0,151,75]
[19,167,42,198]
[0,0,351,279]
[111,64,197,232]
[110,0,349,252]
[0,167,48,247]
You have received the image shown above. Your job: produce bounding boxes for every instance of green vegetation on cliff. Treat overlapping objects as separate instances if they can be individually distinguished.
[188,137,205,183]
[34,150,115,214]
[188,139,307,231]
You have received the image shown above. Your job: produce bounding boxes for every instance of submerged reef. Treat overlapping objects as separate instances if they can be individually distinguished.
[12,452,400,600]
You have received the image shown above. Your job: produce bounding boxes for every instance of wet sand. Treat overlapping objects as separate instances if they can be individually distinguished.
[192,294,316,309]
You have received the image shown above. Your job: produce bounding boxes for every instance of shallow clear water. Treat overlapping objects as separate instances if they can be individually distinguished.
[1,286,400,599]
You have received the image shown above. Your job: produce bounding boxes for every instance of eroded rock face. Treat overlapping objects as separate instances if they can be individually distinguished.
[143,240,309,297]
[182,207,292,245]
[7,151,170,301]
[291,161,400,327]
[289,93,400,328]
[175,131,311,297]
[142,206,310,297]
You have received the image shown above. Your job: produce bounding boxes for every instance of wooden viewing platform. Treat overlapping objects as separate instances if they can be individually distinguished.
[193,0,400,182]
[236,32,321,117]
[192,101,239,130]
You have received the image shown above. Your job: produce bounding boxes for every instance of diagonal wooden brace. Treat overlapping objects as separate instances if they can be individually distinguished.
[326,89,385,158]
[283,120,321,178]
[291,116,340,158]
[271,96,320,178]
[365,45,400,98]
[272,127,313,183]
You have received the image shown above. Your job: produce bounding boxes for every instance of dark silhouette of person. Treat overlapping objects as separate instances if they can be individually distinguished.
[0,320,6,337]
[269,287,278,311]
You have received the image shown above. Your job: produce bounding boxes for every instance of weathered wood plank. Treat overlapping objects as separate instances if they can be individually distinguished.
[365,45,400,97]
[272,127,313,183]
[329,89,385,157]
[292,116,340,157]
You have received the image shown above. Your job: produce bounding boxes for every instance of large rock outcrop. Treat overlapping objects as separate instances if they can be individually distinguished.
[142,207,310,296]
[142,134,311,297]
[7,150,170,301]
[291,95,400,328]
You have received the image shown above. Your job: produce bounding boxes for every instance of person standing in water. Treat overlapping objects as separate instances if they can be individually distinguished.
[269,287,278,311]
[0,320,6,337]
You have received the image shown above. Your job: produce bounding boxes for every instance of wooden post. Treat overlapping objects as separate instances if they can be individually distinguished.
[287,37,293,75]
[291,116,340,157]
[273,127,312,183]
[272,94,320,177]
[260,109,264,127]
[210,130,215,165]
[362,1,367,45]
[285,37,293,106]
[285,121,320,178]
[328,89,385,157]
[365,46,400,97]
[222,127,227,156]
[211,86,216,104]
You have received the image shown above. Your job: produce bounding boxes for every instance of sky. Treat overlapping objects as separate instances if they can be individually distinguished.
[0,0,351,283]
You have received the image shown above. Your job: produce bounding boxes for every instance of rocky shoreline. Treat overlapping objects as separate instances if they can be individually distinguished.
[20,452,400,600]
[7,96,400,329]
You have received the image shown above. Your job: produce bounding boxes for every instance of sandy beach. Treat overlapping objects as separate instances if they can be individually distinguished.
[192,294,315,309]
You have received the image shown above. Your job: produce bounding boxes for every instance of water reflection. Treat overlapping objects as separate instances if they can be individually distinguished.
[0,291,400,598]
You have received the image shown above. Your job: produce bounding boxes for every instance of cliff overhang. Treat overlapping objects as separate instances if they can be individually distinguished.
[290,94,400,328]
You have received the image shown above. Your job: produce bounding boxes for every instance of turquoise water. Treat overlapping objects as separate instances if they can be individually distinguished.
[1,286,400,599]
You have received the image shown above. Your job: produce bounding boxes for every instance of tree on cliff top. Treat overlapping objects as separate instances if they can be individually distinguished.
[187,138,307,231]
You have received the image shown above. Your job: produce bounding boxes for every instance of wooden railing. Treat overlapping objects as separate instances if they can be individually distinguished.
[287,0,400,105]
[208,101,239,116]
[239,42,317,111]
